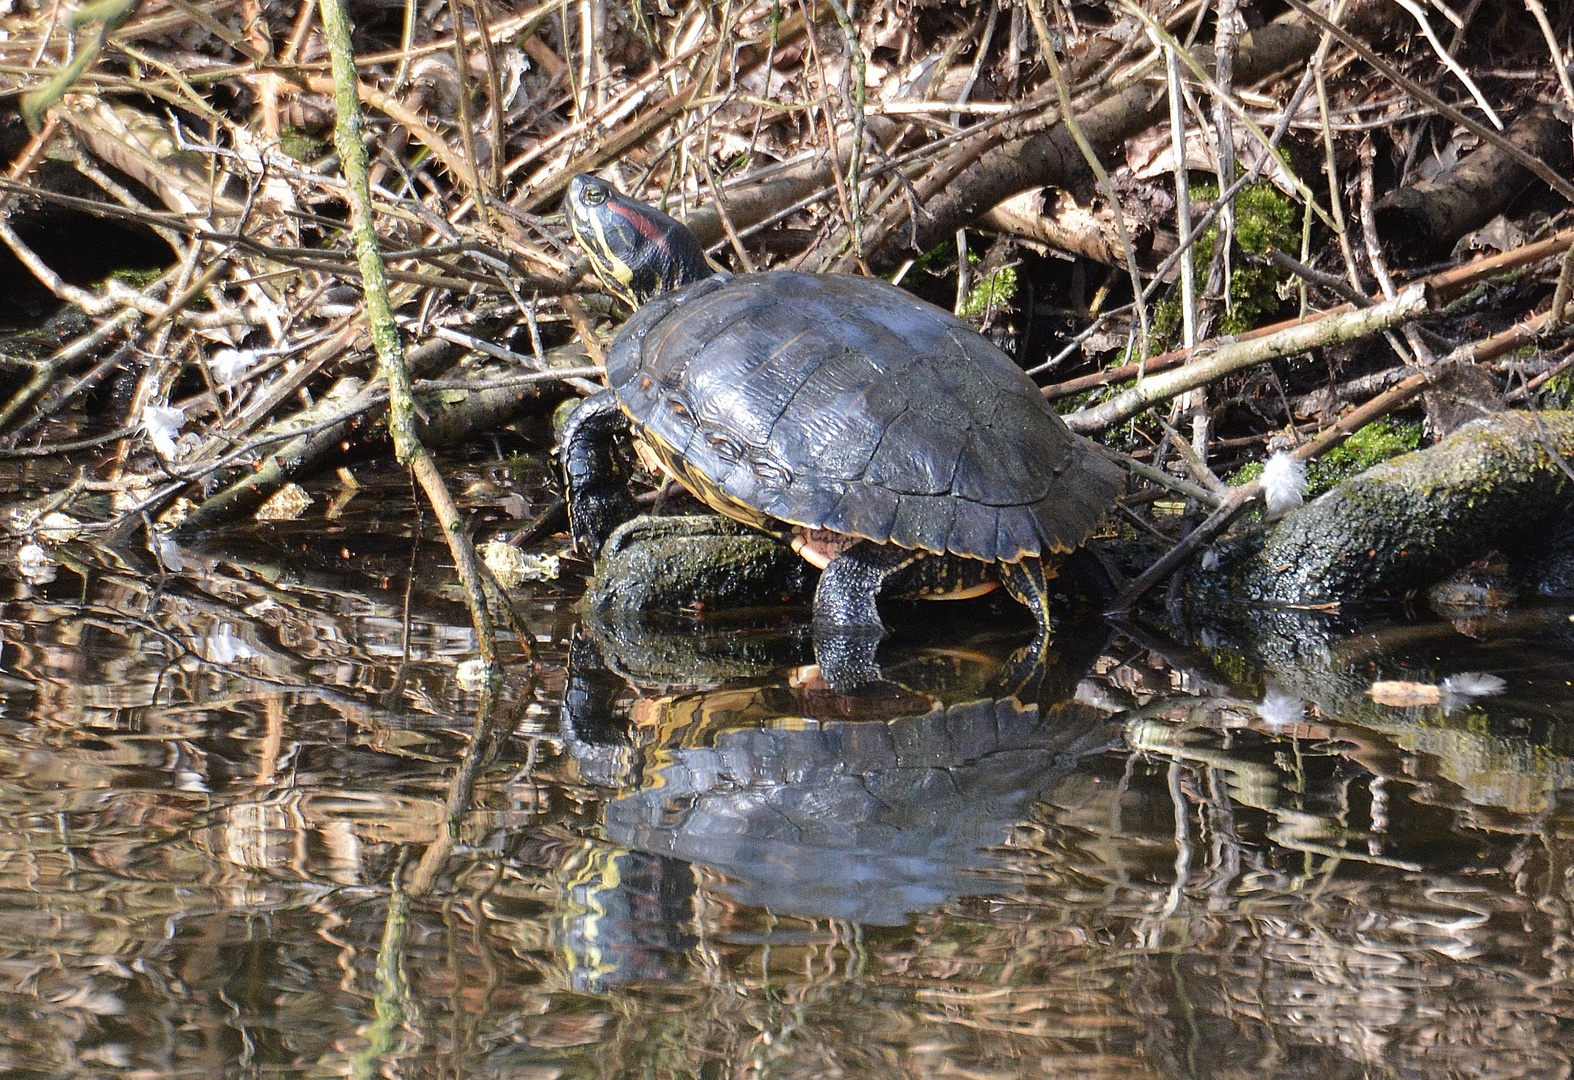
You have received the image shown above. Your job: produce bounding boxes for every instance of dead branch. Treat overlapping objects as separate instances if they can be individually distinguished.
[1065,286,1428,433]
[1376,105,1572,257]
[862,0,1402,270]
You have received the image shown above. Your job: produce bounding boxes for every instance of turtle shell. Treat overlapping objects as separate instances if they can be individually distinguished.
[606,271,1118,564]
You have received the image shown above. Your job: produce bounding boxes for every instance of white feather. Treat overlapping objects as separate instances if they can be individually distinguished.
[208,348,261,384]
[1441,672,1507,698]
[141,403,186,458]
[1257,687,1307,728]
[1260,451,1307,517]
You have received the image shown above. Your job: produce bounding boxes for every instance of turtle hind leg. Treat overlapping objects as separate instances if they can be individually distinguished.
[999,557,1059,636]
[995,558,1062,693]
[811,541,926,631]
[811,541,925,688]
[560,389,638,554]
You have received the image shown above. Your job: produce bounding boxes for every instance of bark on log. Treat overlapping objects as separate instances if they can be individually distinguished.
[1376,105,1573,258]
[175,341,580,534]
[683,118,901,250]
[983,186,1171,271]
[864,0,1399,271]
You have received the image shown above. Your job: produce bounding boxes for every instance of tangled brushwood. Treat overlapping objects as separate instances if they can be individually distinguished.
[0,0,1571,620]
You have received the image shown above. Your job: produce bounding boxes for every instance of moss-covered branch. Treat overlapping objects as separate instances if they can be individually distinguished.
[318,0,499,679]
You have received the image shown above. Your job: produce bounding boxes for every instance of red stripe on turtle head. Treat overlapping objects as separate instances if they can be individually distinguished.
[608,201,670,247]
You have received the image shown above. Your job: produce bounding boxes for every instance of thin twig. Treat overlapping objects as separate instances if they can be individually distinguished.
[1029,0,1149,356]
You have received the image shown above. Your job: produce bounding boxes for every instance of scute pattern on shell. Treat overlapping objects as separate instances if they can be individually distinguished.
[607,271,1118,563]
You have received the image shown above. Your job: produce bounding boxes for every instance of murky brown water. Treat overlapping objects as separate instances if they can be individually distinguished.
[3,461,1574,1079]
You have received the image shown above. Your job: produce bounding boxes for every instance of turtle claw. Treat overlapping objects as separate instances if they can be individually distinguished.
[569,489,639,556]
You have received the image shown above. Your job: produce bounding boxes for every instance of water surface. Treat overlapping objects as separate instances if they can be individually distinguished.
[2,462,1573,1079]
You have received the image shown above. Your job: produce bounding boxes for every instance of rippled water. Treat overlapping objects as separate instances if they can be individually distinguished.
[3,462,1573,1079]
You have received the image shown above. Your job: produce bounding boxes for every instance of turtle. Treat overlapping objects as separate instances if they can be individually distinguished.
[559,173,1120,644]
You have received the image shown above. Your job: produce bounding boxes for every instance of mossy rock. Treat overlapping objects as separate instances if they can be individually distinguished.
[585,514,809,616]
[1215,410,1574,604]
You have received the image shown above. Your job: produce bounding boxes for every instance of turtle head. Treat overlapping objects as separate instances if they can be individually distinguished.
[565,174,712,306]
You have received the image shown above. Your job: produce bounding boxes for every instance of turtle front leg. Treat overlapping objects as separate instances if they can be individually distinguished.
[558,629,640,789]
[559,389,639,555]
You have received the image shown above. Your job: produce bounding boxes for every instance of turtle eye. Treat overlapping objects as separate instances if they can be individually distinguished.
[582,183,607,205]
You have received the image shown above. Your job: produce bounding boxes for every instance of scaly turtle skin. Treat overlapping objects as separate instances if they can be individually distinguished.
[561,173,1119,643]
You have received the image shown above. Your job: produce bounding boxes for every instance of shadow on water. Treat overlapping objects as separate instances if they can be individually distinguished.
[3,462,1574,1077]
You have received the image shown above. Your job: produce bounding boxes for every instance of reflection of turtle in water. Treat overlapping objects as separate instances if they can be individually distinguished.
[550,840,696,995]
[560,175,1120,659]
[558,612,1115,927]
[601,691,1113,925]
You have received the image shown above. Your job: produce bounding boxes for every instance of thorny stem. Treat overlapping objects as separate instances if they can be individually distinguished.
[823,0,867,263]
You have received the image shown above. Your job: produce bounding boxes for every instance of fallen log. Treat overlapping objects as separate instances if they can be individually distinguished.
[1376,105,1572,258]
[1205,410,1574,606]
[174,342,586,534]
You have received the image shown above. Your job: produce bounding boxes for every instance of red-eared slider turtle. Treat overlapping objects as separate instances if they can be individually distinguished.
[560,174,1119,639]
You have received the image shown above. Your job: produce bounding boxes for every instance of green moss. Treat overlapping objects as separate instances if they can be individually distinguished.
[279,125,331,163]
[1152,182,1300,353]
[1232,183,1300,255]
[1306,418,1423,495]
[1538,372,1574,410]
[909,239,961,278]
[1219,262,1282,335]
[1151,297,1183,349]
[957,265,1017,319]
[1227,418,1424,495]
[108,267,164,287]
[1229,459,1264,486]
[1208,648,1262,693]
